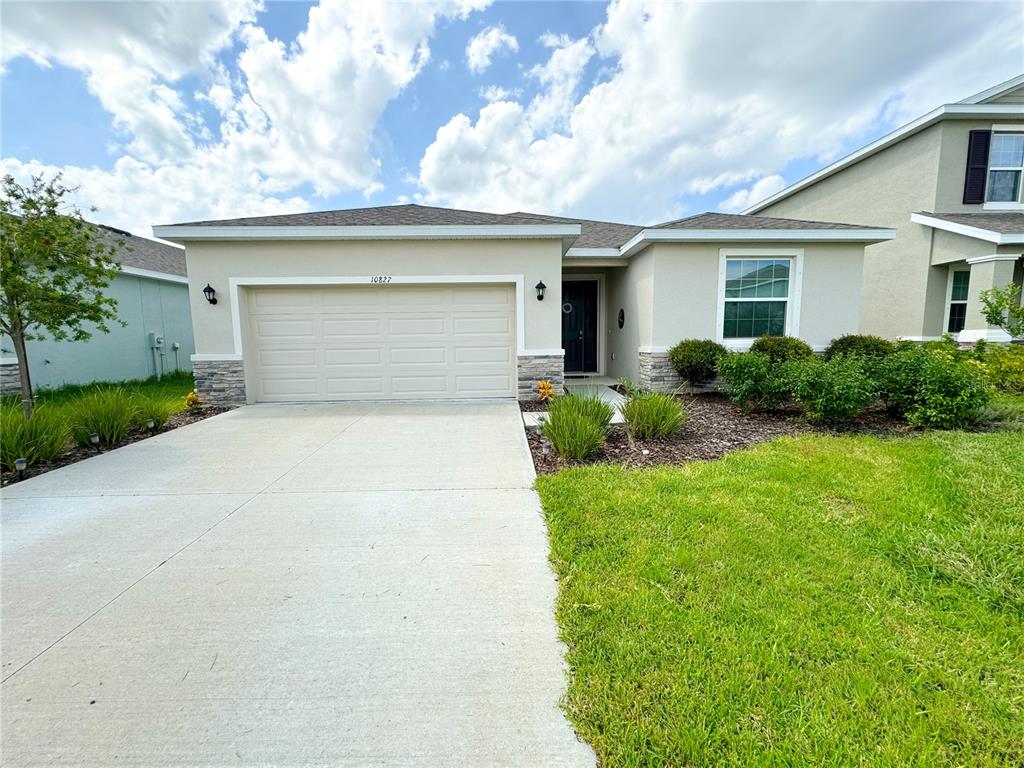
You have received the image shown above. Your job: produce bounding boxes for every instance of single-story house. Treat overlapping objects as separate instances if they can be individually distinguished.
[153,206,892,404]
[0,224,195,396]
[746,74,1024,343]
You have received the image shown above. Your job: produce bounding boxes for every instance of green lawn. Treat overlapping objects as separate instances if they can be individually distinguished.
[23,369,195,408]
[537,431,1024,766]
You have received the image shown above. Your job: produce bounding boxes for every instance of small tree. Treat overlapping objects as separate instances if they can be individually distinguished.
[980,283,1024,340]
[1,174,123,418]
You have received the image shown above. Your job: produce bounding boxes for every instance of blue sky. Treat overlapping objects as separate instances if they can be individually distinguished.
[2,1,1022,235]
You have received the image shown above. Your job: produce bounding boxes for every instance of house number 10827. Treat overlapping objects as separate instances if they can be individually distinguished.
[369,276,392,284]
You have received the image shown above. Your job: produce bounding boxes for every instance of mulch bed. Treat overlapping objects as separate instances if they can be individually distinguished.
[0,407,231,487]
[519,400,551,412]
[527,393,911,474]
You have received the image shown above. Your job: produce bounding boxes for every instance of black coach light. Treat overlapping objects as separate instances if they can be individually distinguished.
[535,280,547,301]
[202,283,218,305]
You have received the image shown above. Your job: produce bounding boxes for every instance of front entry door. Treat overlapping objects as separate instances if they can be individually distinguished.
[562,280,598,373]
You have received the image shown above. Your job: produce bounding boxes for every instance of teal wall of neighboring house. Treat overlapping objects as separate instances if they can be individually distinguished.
[0,272,195,392]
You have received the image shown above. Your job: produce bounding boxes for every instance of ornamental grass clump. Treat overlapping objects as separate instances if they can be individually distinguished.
[0,401,70,470]
[786,355,877,422]
[68,387,138,447]
[541,393,613,460]
[131,393,177,431]
[621,392,685,439]
[548,393,614,430]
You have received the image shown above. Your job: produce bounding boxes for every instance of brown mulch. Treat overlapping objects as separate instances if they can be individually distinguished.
[1,407,231,487]
[527,393,911,474]
[519,400,552,412]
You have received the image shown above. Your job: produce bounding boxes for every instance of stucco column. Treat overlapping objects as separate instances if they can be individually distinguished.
[960,255,1021,343]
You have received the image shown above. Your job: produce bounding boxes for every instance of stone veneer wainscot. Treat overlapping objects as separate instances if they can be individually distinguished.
[193,359,246,406]
[637,350,682,393]
[517,354,564,401]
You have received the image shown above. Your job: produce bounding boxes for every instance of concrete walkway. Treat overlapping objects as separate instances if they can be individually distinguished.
[1,402,593,767]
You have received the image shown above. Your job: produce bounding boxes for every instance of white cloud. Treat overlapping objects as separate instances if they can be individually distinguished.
[525,35,594,132]
[2,0,489,233]
[418,0,1024,223]
[479,84,521,102]
[719,175,786,213]
[2,1,259,161]
[465,25,519,74]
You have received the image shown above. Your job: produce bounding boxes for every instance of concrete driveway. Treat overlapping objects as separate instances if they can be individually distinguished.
[1,402,593,767]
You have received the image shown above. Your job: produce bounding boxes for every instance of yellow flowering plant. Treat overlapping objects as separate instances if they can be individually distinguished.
[184,390,203,412]
[536,380,556,402]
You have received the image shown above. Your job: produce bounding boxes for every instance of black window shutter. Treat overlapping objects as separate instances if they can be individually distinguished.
[962,130,991,204]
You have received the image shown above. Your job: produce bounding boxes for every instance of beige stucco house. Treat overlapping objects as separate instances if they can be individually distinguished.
[154,208,891,404]
[748,74,1024,343]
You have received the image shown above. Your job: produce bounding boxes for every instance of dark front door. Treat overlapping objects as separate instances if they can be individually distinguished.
[562,280,598,373]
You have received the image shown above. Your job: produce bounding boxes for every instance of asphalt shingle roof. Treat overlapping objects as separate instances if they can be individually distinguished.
[915,211,1024,235]
[163,204,886,249]
[93,224,186,276]
[652,212,887,231]
[170,204,554,228]
[504,211,643,248]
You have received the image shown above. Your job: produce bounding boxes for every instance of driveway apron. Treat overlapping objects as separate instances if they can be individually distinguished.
[1,402,593,767]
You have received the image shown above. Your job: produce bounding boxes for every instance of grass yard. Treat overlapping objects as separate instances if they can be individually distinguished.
[21,369,195,409]
[538,430,1024,766]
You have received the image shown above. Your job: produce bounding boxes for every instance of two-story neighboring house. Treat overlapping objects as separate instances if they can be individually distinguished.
[747,75,1024,343]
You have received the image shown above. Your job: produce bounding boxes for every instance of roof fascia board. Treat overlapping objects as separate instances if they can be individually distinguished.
[910,212,1024,244]
[564,247,622,258]
[118,265,188,284]
[745,104,1024,214]
[619,228,896,258]
[151,223,581,242]
[959,74,1024,104]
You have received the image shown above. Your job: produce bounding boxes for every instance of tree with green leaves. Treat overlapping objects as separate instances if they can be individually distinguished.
[1,174,124,418]
[980,283,1024,340]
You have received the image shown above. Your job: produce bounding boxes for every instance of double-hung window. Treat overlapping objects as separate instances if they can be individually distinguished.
[947,270,970,333]
[722,257,792,339]
[987,132,1024,204]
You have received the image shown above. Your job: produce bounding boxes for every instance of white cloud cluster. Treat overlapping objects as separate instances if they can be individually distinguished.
[1,0,488,233]
[719,175,786,213]
[418,0,1024,223]
[465,24,518,74]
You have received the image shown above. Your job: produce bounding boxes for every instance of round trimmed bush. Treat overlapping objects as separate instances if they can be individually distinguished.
[824,334,897,360]
[668,339,727,386]
[749,335,815,363]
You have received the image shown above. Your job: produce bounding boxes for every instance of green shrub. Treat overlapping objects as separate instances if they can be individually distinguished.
[979,344,1024,394]
[548,393,614,430]
[0,403,70,470]
[786,356,877,422]
[877,346,991,428]
[667,339,726,386]
[541,410,607,460]
[824,334,897,360]
[131,394,176,431]
[621,392,685,439]
[717,352,790,411]
[68,388,139,447]
[749,335,815,363]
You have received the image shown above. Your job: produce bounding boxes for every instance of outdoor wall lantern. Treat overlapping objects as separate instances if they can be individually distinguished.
[535,281,547,301]
[203,283,218,305]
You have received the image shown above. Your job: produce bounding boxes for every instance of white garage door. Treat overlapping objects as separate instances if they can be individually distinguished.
[246,284,516,402]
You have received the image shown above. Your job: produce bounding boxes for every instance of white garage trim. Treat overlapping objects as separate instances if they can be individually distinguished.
[227,275,535,356]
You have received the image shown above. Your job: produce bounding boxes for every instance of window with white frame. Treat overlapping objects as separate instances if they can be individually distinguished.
[987,133,1024,203]
[722,257,792,338]
[947,270,970,333]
